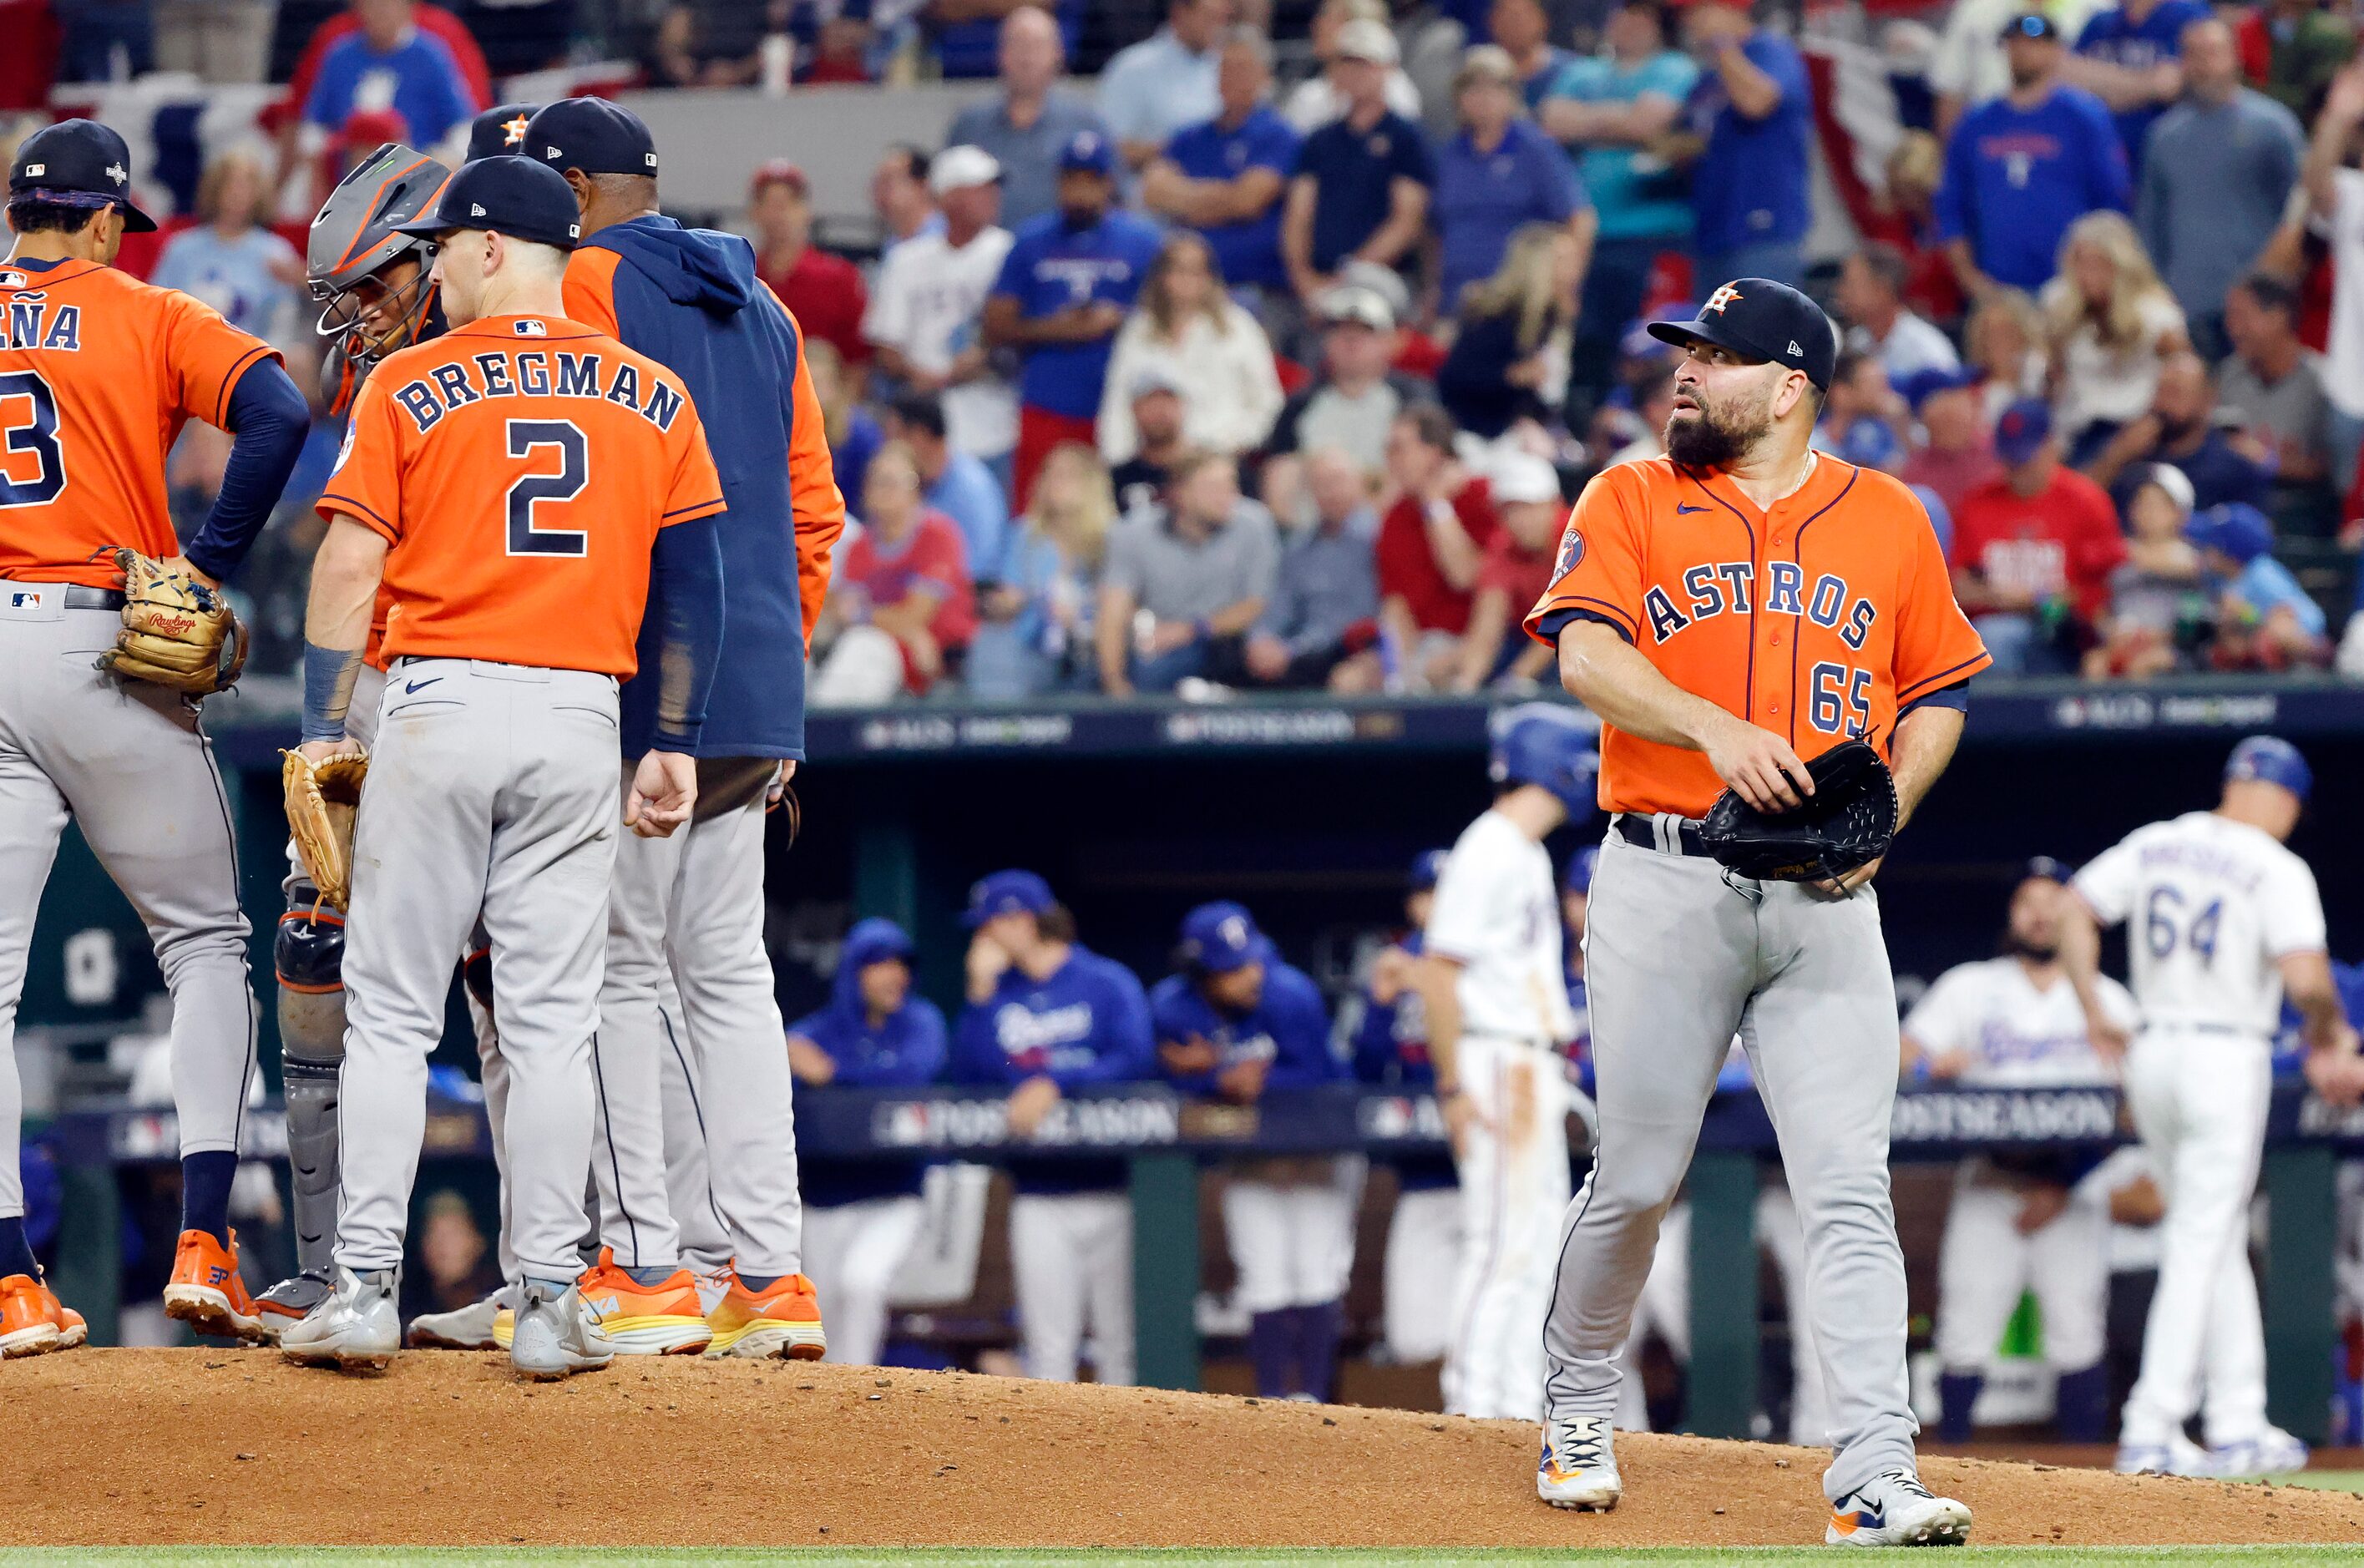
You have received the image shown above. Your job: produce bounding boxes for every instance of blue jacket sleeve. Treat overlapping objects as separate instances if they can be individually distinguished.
[1061,968,1157,1085]
[1147,979,1212,1092]
[1932,121,1973,244]
[647,512,724,751]
[1349,991,1402,1084]
[181,358,311,583]
[949,1001,1011,1085]
[2087,101,2132,211]
[896,1003,951,1085]
[1263,971,1340,1090]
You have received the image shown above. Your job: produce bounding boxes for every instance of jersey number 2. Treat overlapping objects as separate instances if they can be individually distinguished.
[2144,885,2221,967]
[0,369,66,508]
[504,419,588,557]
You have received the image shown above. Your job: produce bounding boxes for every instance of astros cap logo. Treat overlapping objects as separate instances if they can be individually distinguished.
[1703,284,1744,316]
[503,114,529,148]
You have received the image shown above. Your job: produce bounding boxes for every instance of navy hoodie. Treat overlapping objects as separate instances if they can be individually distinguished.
[788,918,948,1206]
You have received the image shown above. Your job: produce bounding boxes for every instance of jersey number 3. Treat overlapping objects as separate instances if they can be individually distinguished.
[504,418,588,557]
[0,369,67,509]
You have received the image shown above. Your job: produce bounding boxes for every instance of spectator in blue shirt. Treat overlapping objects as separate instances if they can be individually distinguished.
[2090,351,2274,514]
[2066,0,2210,170]
[886,391,1010,578]
[1677,0,1813,287]
[943,5,1111,230]
[1434,46,1593,313]
[151,150,303,345]
[950,870,1154,1385]
[1145,28,1304,297]
[302,0,483,152]
[785,918,947,1368]
[927,0,1081,79]
[1098,0,1231,172]
[2188,501,2331,669]
[1543,2,1701,418]
[1283,18,1437,306]
[1150,901,1346,1400]
[984,130,1167,508]
[1937,14,2130,296]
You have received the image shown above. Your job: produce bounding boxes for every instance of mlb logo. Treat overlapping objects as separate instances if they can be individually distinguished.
[513,319,548,336]
[0,271,23,289]
[9,590,43,609]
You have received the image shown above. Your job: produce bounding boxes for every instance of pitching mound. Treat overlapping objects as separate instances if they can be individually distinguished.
[11,1350,2360,1548]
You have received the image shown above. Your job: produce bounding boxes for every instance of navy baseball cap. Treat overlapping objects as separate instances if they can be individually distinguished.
[523,97,659,178]
[1409,848,1450,892]
[2186,502,2274,565]
[2023,856,2073,885]
[392,156,581,250]
[1993,397,2054,465]
[1898,363,1978,413]
[1648,278,1839,390]
[1567,843,1600,894]
[2225,736,2311,803]
[467,103,543,164]
[963,869,1056,927]
[1058,129,1117,178]
[9,119,156,231]
[1179,902,1265,974]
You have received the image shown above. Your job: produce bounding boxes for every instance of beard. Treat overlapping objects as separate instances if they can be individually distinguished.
[2001,931,2059,963]
[1665,388,1774,470]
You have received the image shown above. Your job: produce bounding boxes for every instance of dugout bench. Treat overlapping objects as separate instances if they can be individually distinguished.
[46,1080,2364,1444]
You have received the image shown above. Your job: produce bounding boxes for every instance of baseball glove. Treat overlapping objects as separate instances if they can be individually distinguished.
[1698,738,1897,883]
[283,749,369,912]
[94,548,249,695]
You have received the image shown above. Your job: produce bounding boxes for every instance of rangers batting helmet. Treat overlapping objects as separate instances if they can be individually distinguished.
[1488,704,1600,819]
[308,142,450,407]
[2225,736,2311,804]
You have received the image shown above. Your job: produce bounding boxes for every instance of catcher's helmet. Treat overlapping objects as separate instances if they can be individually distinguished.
[308,143,450,405]
[1488,704,1599,820]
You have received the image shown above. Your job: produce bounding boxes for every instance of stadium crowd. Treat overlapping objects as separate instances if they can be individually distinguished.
[16,0,2364,694]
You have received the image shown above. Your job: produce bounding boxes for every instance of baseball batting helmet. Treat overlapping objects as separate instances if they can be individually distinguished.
[308,142,451,407]
[1488,704,1600,819]
[2225,736,2311,804]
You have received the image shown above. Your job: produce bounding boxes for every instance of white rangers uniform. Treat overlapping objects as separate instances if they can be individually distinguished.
[1425,807,1581,1420]
[2074,811,2327,1453]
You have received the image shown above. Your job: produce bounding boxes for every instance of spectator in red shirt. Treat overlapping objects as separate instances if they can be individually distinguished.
[753,160,872,376]
[1447,451,1564,692]
[812,442,977,705]
[1949,398,2128,675]
[1376,403,1499,690]
[1899,367,2002,520]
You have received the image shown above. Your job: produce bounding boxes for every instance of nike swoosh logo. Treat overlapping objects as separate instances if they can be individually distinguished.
[403,677,442,695]
[1676,503,1709,515]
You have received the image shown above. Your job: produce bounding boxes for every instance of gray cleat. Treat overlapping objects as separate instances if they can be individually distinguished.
[253,1268,333,1345]
[509,1279,614,1382]
[280,1266,400,1371]
[406,1284,515,1349]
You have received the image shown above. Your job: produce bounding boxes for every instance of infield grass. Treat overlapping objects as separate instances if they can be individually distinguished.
[6,1550,2364,1566]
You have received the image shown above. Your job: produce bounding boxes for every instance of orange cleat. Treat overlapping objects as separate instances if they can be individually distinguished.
[704,1268,826,1360]
[162,1229,266,1343]
[1,1273,84,1358]
[574,1247,711,1356]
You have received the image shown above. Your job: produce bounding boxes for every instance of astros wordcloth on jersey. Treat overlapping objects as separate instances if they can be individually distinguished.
[2071,812,2327,1036]
[0,258,277,584]
[318,314,724,674]
[1523,456,1991,817]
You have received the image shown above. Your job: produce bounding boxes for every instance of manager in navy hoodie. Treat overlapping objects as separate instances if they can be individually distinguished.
[533,97,849,1340]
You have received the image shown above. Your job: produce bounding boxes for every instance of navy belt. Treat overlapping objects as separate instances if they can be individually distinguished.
[1613,813,1708,857]
[65,587,124,610]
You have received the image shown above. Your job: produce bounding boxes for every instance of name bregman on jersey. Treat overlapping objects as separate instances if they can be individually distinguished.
[0,296,83,352]
[388,348,685,435]
[1642,559,1879,650]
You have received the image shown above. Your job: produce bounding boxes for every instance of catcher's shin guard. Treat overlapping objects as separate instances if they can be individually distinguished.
[276,885,347,1277]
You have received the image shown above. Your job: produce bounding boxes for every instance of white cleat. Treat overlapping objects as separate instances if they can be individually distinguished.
[2208,1426,2308,1479]
[509,1279,614,1382]
[1538,1414,1622,1510]
[1826,1468,1972,1547]
[405,1285,514,1350]
[2115,1435,2216,1477]
[280,1267,400,1371]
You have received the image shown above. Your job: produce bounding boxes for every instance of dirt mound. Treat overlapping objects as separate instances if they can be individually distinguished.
[8,1350,2358,1547]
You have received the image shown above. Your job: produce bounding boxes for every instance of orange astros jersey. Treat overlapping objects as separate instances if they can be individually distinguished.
[0,259,278,585]
[1523,455,1990,819]
[318,313,725,676]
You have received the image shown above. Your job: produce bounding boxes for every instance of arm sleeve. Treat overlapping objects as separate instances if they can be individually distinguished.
[1066,973,1157,1084]
[1891,486,1994,704]
[1349,989,1403,1082]
[1266,977,1341,1087]
[560,251,623,337]
[1523,464,1649,646]
[1239,510,1281,604]
[316,377,407,543]
[772,292,851,655]
[949,1004,1010,1085]
[2261,856,2330,958]
[898,1004,952,1085]
[1421,842,1497,964]
[861,250,910,348]
[2071,835,2143,926]
[2090,104,2134,210]
[181,357,311,582]
[647,410,728,749]
[1901,969,1967,1055]
[1932,123,1973,243]
[1101,519,1147,597]
[165,289,280,433]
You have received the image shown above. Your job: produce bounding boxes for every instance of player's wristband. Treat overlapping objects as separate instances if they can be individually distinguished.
[300,640,361,745]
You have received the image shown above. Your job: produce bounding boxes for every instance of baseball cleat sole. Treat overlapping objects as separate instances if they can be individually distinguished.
[705,1323,827,1359]
[0,1322,64,1358]
[163,1286,268,1343]
[281,1345,396,1372]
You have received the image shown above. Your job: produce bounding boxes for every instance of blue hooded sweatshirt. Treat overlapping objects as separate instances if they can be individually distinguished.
[951,943,1154,1194]
[572,215,832,760]
[788,918,948,1206]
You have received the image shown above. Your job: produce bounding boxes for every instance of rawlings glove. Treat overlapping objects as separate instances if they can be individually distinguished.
[94,548,249,695]
[1698,738,1897,884]
[283,749,369,912]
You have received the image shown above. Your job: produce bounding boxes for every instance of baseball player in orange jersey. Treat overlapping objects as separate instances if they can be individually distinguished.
[277,155,726,1379]
[0,120,311,1355]
[1521,280,1989,1545]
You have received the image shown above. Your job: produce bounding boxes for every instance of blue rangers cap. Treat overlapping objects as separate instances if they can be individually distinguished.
[963,868,1056,927]
[1409,848,1450,892]
[1058,129,1117,178]
[1488,703,1599,820]
[392,155,581,250]
[523,96,659,177]
[2225,736,2311,804]
[1567,843,1600,893]
[467,103,544,164]
[9,119,157,232]
[1648,277,1838,390]
[1179,902,1264,974]
[2023,856,2072,885]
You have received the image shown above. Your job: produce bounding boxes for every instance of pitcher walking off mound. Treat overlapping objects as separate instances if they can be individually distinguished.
[1522,279,1988,1546]
[278,156,724,1380]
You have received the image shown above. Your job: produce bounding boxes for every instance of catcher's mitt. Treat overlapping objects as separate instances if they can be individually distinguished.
[283,749,370,912]
[1698,738,1897,883]
[94,548,249,695]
